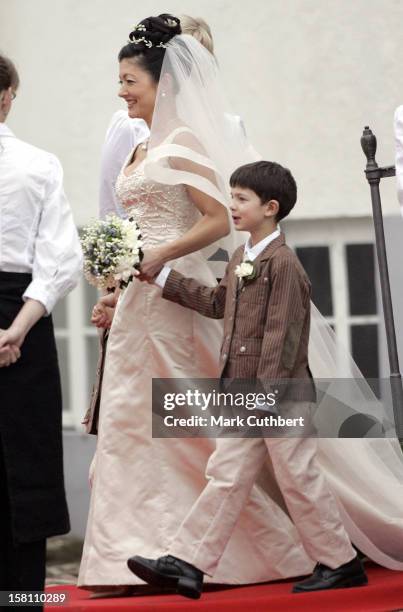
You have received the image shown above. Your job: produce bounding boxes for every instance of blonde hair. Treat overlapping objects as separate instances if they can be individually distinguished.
[180,15,214,55]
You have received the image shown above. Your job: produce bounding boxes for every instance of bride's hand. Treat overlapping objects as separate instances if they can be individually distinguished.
[91,303,114,328]
[140,247,167,280]
[100,291,119,308]
[91,293,118,329]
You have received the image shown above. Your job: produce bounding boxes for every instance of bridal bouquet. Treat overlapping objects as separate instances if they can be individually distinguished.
[81,215,143,289]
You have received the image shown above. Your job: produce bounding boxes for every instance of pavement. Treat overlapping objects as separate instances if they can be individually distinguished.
[46,536,82,586]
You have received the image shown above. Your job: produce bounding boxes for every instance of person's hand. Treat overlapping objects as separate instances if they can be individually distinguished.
[0,329,22,367]
[139,247,167,280]
[91,302,114,329]
[0,325,26,349]
[91,293,118,329]
[0,344,21,367]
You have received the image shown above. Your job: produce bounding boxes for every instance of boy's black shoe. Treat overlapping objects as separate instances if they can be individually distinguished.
[127,554,203,599]
[292,555,368,593]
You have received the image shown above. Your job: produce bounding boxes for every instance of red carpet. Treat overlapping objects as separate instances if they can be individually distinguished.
[46,564,403,612]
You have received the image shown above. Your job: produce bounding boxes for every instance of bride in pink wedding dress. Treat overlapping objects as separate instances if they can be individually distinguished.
[79,14,403,592]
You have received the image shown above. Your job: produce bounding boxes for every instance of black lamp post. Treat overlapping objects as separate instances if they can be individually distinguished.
[361,126,403,439]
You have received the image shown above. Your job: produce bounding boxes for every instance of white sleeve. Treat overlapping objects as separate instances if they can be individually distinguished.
[23,155,83,315]
[99,111,149,219]
[394,105,403,215]
[155,266,172,288]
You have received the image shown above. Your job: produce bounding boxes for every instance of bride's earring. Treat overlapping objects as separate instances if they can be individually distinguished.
[161,91,167,98]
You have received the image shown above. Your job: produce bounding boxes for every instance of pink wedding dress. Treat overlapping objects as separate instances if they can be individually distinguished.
[78,129,314,587]
[78,128,403,589]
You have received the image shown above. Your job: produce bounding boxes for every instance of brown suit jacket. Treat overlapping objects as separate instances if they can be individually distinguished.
[162,233,315,400]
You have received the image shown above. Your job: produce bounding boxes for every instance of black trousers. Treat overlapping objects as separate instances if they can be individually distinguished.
[0,436,46,596]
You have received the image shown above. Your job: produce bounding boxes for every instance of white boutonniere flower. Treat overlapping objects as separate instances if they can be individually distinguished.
[234,260,257,282]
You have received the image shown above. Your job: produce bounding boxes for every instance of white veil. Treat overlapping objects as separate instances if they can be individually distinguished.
[144,34,403,568]
[144,34,258,256]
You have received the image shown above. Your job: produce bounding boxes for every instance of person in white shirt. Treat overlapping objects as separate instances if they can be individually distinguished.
[99,110,148,218]
[394,105,403,212]
[0,54,82,598]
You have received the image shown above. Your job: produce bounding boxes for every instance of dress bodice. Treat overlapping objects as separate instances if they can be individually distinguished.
[115,134,200,248]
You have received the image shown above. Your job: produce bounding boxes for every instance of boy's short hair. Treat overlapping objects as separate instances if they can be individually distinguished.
[230,161,297,221]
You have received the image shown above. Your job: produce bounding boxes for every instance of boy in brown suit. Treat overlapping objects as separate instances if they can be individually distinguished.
[128,161,367,598]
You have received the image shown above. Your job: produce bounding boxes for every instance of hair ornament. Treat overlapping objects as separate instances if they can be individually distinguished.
[128,25,169,49]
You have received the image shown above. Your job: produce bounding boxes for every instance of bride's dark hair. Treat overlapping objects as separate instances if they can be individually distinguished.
[118,14,181,82]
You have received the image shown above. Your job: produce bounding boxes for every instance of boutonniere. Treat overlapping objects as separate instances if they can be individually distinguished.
[234,260,257,283]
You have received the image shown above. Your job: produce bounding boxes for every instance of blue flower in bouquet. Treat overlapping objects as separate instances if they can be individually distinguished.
[81,215,143,290]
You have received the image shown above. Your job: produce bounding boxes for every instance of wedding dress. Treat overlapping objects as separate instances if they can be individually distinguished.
[78,34,403,589]
[78,127,316,587]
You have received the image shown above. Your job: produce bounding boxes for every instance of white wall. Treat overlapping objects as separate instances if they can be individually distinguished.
[1,0,403,222]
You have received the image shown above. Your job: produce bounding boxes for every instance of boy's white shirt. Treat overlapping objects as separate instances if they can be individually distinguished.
[155,227,281,288]
[243,228,281,262]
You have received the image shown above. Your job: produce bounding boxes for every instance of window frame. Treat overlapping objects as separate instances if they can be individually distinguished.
[283,217,380,375]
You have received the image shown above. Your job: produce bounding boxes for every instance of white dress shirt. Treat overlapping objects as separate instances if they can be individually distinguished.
[242,228,281,262]
[0,123,83,314]
[394,105,403,214]
[155,228,281,288]
[99,110,149,219]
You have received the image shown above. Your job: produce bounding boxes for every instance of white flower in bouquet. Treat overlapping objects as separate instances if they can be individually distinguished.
[81,215,143,290]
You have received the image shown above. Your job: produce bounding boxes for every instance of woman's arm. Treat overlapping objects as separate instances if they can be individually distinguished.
[141,191,230,278]
[140,134,231,278]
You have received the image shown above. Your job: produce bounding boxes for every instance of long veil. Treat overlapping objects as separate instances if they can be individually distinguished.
[310,303,403,568]
[144,34,403,569]
[144,34,257,256]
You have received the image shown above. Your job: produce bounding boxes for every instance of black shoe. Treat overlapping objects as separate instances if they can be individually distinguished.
[127,554,203,599]
[292,555,368,593]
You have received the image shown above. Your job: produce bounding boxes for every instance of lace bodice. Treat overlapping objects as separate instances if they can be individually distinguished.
[115,139,200,248]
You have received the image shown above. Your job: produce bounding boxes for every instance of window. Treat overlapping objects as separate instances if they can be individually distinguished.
[346,244,376,316]
[284,218,380,386]
[296,246,333,317]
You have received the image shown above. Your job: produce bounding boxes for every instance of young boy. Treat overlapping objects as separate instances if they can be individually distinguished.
[127,161,367,598]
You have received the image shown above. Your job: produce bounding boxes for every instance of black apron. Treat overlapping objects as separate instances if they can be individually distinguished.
[0,272,70,543]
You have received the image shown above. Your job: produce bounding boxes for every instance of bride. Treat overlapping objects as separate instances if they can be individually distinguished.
[79,13,403,591]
